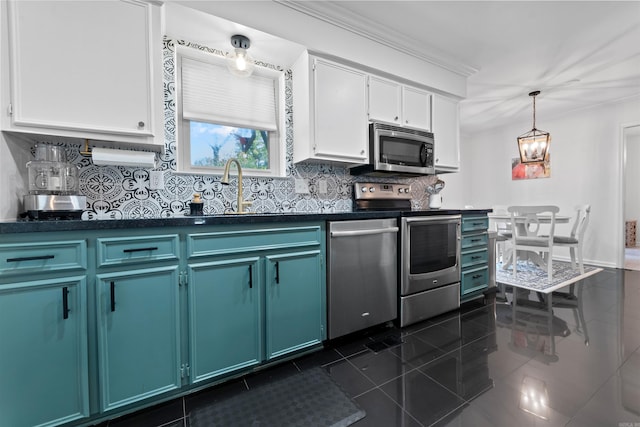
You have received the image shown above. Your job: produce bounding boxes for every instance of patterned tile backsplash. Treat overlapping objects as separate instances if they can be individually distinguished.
[28,38,441,220]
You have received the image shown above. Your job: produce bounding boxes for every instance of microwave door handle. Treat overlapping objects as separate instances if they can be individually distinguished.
[420,143,428,167]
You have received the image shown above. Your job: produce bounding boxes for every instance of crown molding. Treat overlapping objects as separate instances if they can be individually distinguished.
[274,0,478,77]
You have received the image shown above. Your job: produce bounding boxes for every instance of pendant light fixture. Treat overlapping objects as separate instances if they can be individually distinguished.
[517,90,551,164]
[227,34,255,78]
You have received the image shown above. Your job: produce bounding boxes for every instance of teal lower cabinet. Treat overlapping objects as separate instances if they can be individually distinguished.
[0,277,89,427]
[185,223,326,382]
[460,214,490,302]
[265,250,324,360]
[95,266,181,412]
[188,257,262,384]
[0,222,326,426]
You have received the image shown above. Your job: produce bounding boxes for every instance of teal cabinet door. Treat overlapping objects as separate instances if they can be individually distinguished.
[265,250,324,360]
[188,257,261,383]
[0,277,89,427]
[96,266,181,412]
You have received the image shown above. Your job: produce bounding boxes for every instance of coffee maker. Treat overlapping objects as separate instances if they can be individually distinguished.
[22,143,86,220]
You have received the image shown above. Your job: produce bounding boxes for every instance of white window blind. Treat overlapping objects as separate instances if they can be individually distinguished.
[181,57,277,131]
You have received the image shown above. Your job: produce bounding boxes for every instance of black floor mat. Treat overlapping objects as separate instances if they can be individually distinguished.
[188,367,365,427]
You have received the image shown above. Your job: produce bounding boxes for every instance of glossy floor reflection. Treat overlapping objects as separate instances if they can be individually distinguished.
[101,267,640,427]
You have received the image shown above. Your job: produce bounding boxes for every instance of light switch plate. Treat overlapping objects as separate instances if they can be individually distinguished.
[150,170,164,190]
[294,178,310,194]
[318,179,328,194]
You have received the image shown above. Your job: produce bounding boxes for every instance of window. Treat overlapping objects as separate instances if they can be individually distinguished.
[175,45,285,177]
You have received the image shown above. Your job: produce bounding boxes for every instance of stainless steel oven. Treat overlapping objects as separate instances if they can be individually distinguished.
[400,215,461,326]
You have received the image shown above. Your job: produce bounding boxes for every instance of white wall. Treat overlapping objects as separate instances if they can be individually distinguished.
[446,95,640,267]
[625,132,640,239]
[437,154,473,209]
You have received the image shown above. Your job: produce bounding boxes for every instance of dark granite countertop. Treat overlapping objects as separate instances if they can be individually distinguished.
[0,209,492,234]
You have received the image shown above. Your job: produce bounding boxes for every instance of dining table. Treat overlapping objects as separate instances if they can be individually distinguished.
[488,213,571,270]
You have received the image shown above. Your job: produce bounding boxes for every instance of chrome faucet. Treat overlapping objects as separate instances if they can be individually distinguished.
[221,158,252,214]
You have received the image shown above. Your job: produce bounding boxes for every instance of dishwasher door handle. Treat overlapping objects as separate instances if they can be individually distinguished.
[330,227,399,238]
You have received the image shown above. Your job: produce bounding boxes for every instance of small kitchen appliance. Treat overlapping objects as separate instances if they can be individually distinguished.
[22,143,85,220]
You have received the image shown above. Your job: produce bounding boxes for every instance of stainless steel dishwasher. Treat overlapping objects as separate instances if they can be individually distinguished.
[327,218,398,339]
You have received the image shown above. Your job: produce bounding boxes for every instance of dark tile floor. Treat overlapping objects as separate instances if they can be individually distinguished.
[100,267,640,427]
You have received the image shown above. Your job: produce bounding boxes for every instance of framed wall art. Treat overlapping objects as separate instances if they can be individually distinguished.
[511,155,551,180]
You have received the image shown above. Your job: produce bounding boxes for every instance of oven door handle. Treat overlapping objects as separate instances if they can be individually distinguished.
[403,215,461,224]
[330,227,399,238]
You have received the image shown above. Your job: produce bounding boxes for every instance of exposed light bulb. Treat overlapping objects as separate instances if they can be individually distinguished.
[234,49,248,71]
[227,35,255,77]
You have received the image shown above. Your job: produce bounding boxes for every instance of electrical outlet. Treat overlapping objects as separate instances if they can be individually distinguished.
[318,179,328,194]
[149,170,164,190]
[294,178,310,194]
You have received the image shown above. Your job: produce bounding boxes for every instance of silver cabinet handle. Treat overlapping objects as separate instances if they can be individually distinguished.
[330,227,399,237]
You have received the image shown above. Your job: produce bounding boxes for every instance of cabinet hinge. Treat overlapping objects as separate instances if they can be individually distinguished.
[179,271,187,287]
[320,254,324,267]
[7,103,12,115]
[180,363,191,378]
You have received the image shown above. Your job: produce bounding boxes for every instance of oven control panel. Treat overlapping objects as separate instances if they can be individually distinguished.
[354,182,411,200]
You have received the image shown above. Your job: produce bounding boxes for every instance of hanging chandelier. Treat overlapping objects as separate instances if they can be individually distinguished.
[517,90,551,164]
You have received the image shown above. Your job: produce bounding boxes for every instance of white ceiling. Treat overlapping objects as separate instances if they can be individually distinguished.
[283,1,640,135]
[172,1,640,135]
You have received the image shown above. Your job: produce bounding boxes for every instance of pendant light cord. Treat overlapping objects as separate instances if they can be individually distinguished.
[529,90,541,131]
[532,94,537,130]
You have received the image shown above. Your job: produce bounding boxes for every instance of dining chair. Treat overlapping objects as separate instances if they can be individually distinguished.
[507,205,559,281]
[550,205,591,274]
[490,205,511,263]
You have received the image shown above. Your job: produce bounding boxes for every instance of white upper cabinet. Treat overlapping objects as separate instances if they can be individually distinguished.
[292,53,368,164]
[2,0,163,150]
[368,75,432,131]
[402,86,432,130]
[368,76,402,125]
[432,94,460,172]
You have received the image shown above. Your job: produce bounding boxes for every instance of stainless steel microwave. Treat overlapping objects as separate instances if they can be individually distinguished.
[350,122,435,176]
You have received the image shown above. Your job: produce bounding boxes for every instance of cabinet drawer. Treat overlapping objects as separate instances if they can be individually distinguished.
[0,241,86,275]
[462,216,489,233]
[187,226,322,258]
[461,248,488,269]
[461,266,488,296]
[461,232,488,250]
[97,235,179,267]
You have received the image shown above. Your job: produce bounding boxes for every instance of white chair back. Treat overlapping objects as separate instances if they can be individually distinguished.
[508,205,559,242]
[490,205,510,233]
[571,205,591,240]
[506,205,559,281]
